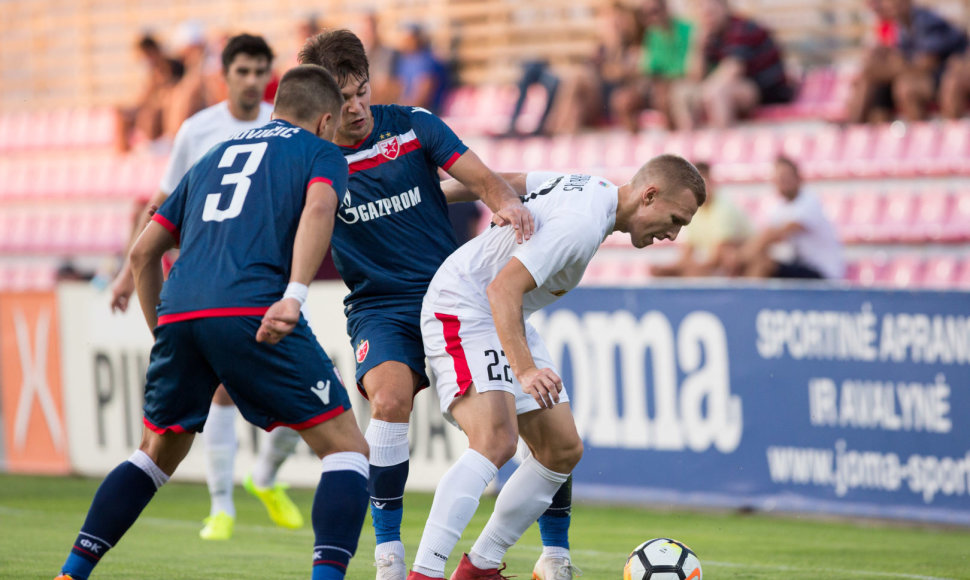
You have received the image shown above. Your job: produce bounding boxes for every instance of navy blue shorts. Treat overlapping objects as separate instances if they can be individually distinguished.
[346,307,429,396]
[143,315,351,433]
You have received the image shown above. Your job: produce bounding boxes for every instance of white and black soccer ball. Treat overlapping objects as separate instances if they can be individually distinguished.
[623,538,702,580]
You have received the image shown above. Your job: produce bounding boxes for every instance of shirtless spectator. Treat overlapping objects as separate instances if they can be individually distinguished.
[115,34,183,152]
[163,21,210,140]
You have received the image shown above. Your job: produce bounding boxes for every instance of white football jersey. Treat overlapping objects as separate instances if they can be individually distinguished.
[427,171,617,320]
[159,101,274,194]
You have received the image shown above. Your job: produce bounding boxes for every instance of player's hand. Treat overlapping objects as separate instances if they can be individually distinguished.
[492,201,534,244]
[109,270,136,313]
[256,298,301,345]
[517,367,563,409]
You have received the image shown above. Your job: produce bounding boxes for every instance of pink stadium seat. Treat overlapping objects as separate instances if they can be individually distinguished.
[939,190,970,242]
[801,125,842,179]
[518,136,551,169]
[601,131,639,171]
[920,255,960,289]
[883,255,924,289]
[492,138,524,171]
[633,131,665,162]
[847,255,887,287]
[818,188,849,232]
[689,129,722,165]
[898,122,941,175]
[955,258,970,290]
[778,126,814,161]
[879,188,917,242]
[853,123,908,177]
[841,189,885,243]
[835,125,876,177]
[928,120,970,175]
[913,189,953,242]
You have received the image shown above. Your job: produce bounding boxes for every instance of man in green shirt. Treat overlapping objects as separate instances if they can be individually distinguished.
[612,0,693,131]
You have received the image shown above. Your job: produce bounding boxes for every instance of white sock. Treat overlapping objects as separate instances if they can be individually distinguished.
[543,546,570,560]
[376,540,405,562]
[321,451,370,478]
[365,419,410,467]
[469,455,569,570]
[128,450,170,489]
[412,449,498,578]
[204,403,238,517]
[251,427,300,488]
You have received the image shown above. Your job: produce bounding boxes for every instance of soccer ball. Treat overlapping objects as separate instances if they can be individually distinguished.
[623,538,702,580]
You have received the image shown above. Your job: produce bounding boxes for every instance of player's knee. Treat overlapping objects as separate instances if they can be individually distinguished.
[535,435,583,474]
[470,428,519,467]
[368,386,413,422]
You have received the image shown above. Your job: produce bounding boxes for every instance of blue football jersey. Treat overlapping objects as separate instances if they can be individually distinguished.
[152,119,348,322]
[332,105,468,312]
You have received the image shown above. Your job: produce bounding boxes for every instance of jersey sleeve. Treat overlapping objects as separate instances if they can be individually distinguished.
[525,171,566,195]
[409,107,468,171]
[309,144,349,197]
[158,119,195,195]
[152,173,189,243]
[512,212,601,288]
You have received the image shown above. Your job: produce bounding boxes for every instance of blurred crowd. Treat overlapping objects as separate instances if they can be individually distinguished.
[109,0,970,285]
[507,0,970,136]
[115,12,452,153]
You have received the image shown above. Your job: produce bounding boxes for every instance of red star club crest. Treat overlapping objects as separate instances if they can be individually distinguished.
[355,339,370,363]
[377,136,400,160]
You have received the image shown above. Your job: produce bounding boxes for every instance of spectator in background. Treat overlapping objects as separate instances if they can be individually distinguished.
[392,23,449,114]
[542,1,643,135]
[357,12,398,105]
[651,161,751,277]
[738,157,844,280]
[115,33,184,152]
[163,21,210,141]
[846,0,967,123]
[670,0,792,130]
[612,0,694,132]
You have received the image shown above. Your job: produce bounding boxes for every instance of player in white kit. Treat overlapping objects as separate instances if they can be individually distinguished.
[407,154,707,580]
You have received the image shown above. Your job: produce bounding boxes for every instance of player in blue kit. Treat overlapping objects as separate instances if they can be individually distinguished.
[54,65,369,580]
[299,30,576,580]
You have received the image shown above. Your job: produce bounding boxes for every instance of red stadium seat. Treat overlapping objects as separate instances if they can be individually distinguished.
[955,258,970,290]
[853,123,908,177]
[690,128,722,166]
[878,188,918,242]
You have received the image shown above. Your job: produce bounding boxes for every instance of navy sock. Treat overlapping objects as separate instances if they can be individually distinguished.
[538,474,572,550]
[312,469,369,580]
[369,460,408,544]
[61,461,159,579]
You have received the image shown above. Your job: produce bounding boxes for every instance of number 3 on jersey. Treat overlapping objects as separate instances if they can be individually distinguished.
[202,142,267,222]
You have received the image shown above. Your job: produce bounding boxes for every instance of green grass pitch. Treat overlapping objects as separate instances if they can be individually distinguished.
[2,473,969,579]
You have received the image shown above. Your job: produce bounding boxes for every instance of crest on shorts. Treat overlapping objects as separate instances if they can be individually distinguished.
[355,339,370,363]
[551,289,568,297]
[376,134,400,160]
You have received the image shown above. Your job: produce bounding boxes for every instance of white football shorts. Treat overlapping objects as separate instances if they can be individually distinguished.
[420,301,569,427]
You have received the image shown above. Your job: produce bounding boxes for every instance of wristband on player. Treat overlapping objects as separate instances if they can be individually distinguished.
[283,282,309,306]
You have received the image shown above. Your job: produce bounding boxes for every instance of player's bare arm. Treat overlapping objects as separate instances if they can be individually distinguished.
[110,189,170,313]
[129,221,177,331]
[486,257,562,408]
[257,181,339,345]
[441,172,528,203]
[445,151,535,243]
